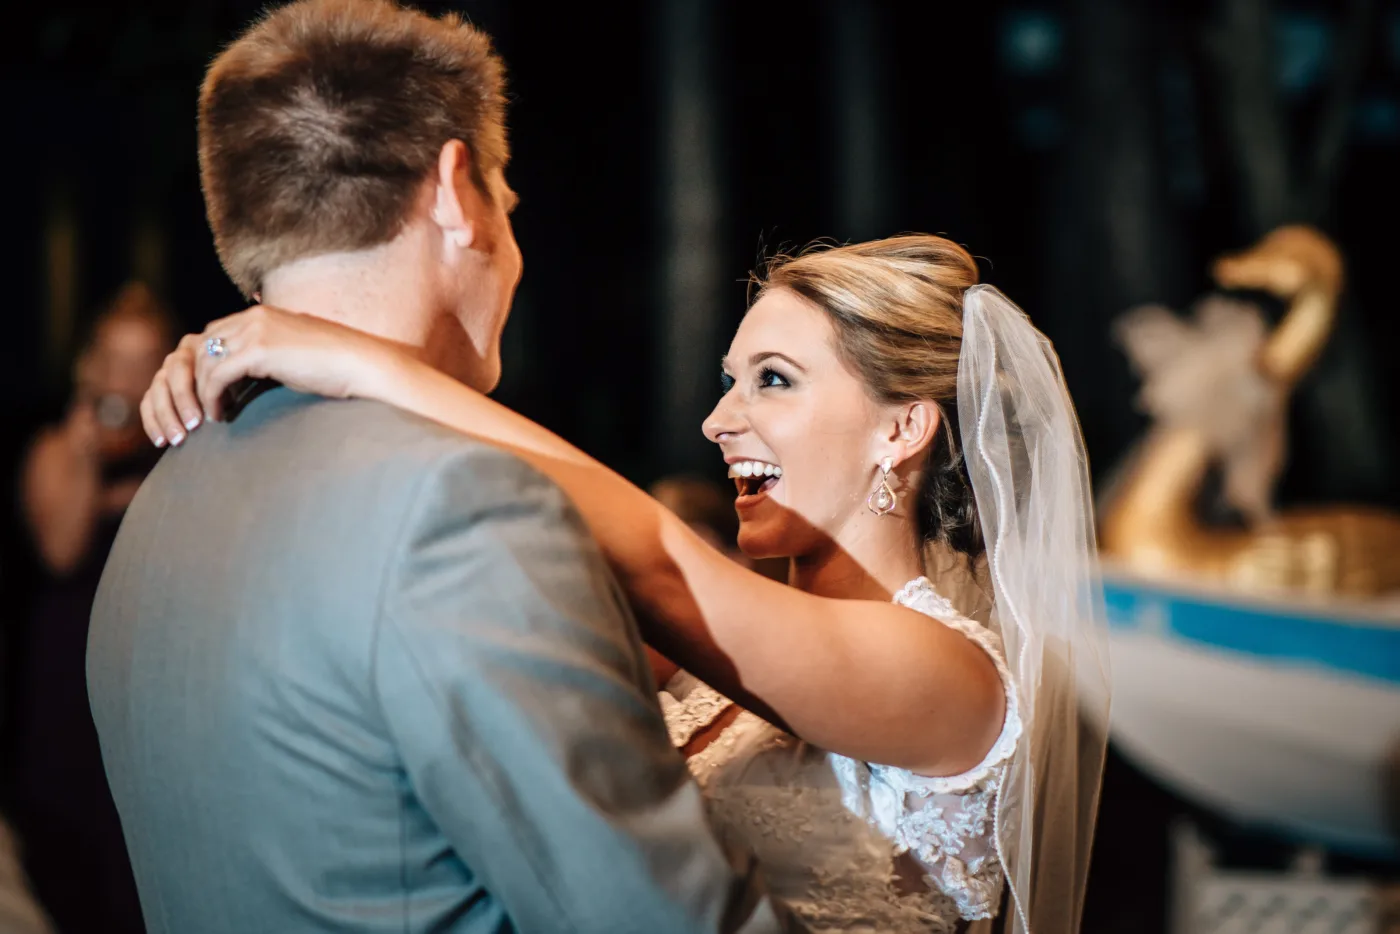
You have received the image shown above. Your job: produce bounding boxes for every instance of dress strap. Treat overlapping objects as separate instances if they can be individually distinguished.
[659,671,735,748]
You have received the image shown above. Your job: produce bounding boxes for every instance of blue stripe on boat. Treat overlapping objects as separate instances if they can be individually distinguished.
[1102,578,1400,685]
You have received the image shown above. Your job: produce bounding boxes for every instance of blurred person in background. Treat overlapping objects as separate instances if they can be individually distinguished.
[22,283,173,575]
[0,819,52,934]
[9,282,173,933]
[650,475,751,567]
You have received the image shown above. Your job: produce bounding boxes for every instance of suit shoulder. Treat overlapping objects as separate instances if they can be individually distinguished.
[278,396,501,463]
[316,397,485,448]
[323,399,566,503]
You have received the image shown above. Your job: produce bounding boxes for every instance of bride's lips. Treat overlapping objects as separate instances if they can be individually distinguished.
[727,459,782,505]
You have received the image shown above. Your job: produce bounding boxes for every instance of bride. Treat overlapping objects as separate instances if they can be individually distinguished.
[141,234,1110,934]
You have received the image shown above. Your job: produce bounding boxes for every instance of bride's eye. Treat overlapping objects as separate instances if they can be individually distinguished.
[720,370,735,394]
[757,366,791,389]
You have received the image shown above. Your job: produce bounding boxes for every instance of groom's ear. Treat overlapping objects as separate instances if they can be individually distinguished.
[431,139,475,248]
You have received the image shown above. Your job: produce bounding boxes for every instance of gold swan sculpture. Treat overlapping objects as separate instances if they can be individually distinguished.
[1099,225,1400,598]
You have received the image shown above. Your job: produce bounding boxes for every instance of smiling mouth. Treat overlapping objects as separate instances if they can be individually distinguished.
[728,461,782,499]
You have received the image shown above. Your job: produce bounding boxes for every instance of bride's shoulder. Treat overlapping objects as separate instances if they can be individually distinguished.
[889,576,1023,781]
[893,575,1010,676]
[892,578,996,644]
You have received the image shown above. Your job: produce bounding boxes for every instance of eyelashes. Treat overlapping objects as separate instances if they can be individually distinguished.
[719,367,791,394]
[757,366,790,389]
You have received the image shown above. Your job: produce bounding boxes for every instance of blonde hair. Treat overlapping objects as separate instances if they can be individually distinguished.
[756,234,984,555]
[199,0,509,297]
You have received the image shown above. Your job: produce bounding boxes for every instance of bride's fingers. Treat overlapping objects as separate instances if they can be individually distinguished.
[146,370,191,447]
[139,381,167,447]
[195,326,258,420]
[189,308,264,417]
[165,335,206,432]
[193,329,235,421]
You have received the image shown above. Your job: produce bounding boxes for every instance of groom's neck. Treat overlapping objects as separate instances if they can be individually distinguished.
[260,243,441,354]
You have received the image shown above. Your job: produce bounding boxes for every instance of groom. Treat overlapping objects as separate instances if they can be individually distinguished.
[87,1,794,932]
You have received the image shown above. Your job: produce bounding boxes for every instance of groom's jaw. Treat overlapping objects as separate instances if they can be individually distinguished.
[418,312,503,392]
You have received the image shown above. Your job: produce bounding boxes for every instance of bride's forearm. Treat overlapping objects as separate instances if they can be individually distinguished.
[366,354,1005,774]
[364,351,600,470]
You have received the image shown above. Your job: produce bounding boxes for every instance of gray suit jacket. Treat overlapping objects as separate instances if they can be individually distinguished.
[88,389,792,933]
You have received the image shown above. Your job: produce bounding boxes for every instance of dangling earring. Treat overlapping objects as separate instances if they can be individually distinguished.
[867,456,897,517]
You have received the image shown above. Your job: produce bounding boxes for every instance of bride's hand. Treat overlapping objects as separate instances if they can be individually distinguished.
[140,306,401,447]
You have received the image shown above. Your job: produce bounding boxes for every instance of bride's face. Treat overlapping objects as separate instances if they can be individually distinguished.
[704,288,890,559]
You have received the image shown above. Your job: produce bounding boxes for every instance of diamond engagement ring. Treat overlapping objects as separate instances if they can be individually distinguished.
[205,337,228,359]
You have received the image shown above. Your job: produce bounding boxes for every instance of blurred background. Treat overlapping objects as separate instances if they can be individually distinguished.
[1,1,1397,932]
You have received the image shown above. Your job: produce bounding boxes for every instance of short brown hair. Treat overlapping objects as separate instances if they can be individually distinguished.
[756,235,985,557]
[199,0,509,296]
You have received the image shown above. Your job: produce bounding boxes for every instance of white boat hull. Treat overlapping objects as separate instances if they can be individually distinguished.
[1101,570,1400,857]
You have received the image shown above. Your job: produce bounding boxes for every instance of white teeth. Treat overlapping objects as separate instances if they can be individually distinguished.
[727,461,783,479]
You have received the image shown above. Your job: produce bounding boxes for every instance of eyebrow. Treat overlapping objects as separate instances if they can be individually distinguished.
[719,351,808,373]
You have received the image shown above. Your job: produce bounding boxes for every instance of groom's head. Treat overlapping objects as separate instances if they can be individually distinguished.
[199,0,522,390]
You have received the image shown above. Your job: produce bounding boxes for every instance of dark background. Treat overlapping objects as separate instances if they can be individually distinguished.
[2,1,1398,931]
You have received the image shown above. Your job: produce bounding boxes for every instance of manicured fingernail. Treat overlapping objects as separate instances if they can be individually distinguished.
[154,436,167,449]
[170,432,185,447]
[185,416,202,431]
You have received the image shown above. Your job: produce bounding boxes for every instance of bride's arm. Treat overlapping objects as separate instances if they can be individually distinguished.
[646,646,681,690]
[145,308,1005,776]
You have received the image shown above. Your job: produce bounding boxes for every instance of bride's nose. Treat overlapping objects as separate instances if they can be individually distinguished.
[703,391,746,444]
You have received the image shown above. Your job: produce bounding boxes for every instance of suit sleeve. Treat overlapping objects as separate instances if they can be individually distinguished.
[372,445,797,934]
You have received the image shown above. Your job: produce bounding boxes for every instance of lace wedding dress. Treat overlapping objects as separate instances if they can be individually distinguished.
[659,578,1022,934]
